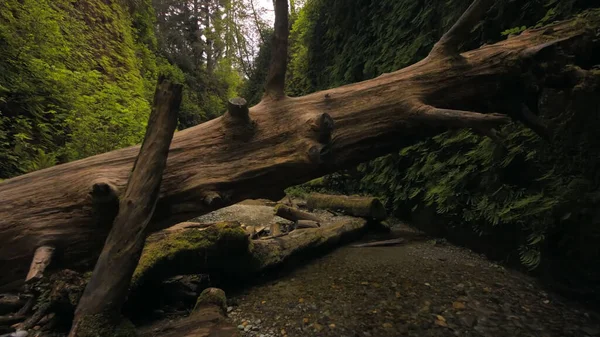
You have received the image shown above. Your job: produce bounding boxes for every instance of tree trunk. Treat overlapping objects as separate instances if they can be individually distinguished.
[68,78,182,337]
[306,193,387,220]
[0,9,596,291]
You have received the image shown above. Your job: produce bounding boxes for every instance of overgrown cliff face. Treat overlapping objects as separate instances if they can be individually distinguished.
[285,0,600,301]
[0,0,168,178]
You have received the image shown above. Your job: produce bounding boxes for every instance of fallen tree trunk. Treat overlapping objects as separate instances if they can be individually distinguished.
[0,6,597,290]
[306,193,387,220]
[130,219,368,294]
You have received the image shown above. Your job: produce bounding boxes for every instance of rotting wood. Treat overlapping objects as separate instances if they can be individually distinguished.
[306,194,387,220]
[0,5,597,291]
[68,78,182,337]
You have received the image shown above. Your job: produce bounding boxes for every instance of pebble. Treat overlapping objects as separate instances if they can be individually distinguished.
[244,325,252,332]
[238,325,245,330]
[227,306,233,313]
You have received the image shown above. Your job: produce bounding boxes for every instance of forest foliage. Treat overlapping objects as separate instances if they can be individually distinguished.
[0,0,268,179]
[278,0,600,289]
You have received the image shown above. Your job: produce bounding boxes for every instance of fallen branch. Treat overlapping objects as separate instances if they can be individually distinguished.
[274,204,323,223]
[351,238,406,248]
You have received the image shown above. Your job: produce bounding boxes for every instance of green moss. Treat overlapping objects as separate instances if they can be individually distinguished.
[132,221,248,286]
[75,313,137,337]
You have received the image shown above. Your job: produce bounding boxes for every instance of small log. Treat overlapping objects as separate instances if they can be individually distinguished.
[306,193,387,220]
[351,238,406,248]
[138,288,238,337]
[296,220,320,229]
[274,204,323,222]
[25,246,55,283]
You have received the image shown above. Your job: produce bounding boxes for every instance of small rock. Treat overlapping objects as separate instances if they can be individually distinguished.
[227,306,234,313]
[244,325,252,332]
[303,318,309,324]
[329,323,336,329]
[255,319,262,324]
[434,319,448,328]
[314,323,323,332]
[238,325,245,330]
[459,315,476,327]
[452,301,466,309]
[382,323,393,328]
[281,329,286,335]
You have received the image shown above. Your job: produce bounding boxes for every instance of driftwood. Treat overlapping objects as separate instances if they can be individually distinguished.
[0,1,596,290]
[274,204,323,223]
[69,78,182,337]
[351,238,406,248]
[307,193,387,220]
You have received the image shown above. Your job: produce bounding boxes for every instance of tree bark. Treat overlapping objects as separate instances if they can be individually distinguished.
[68,78,182,337]
[306,193,387,220]
[0,10,596,291]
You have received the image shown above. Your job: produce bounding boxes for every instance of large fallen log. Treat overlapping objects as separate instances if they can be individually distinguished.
[306,193,387,220]
[0,5,597,289]
[130,219,368,294]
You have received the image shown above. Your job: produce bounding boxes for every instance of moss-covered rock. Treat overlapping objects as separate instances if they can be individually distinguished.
[193,288,227,314]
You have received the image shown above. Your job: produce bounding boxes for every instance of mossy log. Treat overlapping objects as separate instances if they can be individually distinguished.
[131,218,367,293]
[306,193,387,220]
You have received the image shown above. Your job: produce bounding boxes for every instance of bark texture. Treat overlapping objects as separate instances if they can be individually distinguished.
[0,10,597,290]
[306,194,387,220]
[68,79,182,337]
